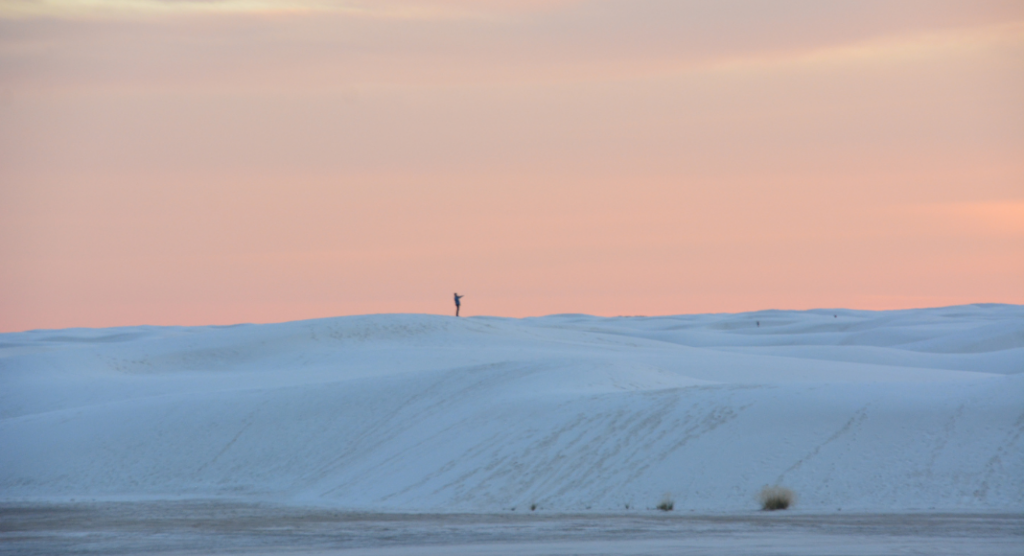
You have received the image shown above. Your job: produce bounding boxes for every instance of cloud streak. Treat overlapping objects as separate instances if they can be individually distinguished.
[3,2,1022,95]
[0,0,576,20]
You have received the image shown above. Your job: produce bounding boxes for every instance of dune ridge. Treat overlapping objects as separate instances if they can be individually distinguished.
[1,305,1022,512]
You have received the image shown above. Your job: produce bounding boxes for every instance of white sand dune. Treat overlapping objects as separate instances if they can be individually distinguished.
[1,305,1022,512]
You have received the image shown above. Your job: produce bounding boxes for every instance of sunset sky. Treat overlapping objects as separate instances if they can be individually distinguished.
[1,0,1022,331]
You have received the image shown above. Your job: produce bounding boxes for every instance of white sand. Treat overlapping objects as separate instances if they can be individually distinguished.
[2,305,1022,513]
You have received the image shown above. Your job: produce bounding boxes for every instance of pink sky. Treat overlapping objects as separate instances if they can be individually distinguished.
[1,0,1022,331]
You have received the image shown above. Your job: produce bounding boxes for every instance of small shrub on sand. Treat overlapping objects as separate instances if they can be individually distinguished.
[758,486,795,511]
[656,493,674,511]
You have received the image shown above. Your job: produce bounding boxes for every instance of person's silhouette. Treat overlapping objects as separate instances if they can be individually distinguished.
[454,293,464,317]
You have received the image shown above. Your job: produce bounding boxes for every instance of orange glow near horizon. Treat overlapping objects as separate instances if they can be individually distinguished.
[1,1,1022,331]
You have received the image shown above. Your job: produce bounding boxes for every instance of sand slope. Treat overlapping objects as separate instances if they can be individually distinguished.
[1,305,1022,512]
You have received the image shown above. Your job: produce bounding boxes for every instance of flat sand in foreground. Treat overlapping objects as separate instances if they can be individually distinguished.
[2,501,1021,556]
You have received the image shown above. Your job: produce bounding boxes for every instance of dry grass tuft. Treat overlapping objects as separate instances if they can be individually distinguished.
[758,486,795,511]
[656,493,674,511]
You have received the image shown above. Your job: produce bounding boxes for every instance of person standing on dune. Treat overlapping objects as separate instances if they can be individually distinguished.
[454,293,464,317]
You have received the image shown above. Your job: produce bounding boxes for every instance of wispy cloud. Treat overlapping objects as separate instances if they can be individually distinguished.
[763,21,1024,68]
[0,0,571,20]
